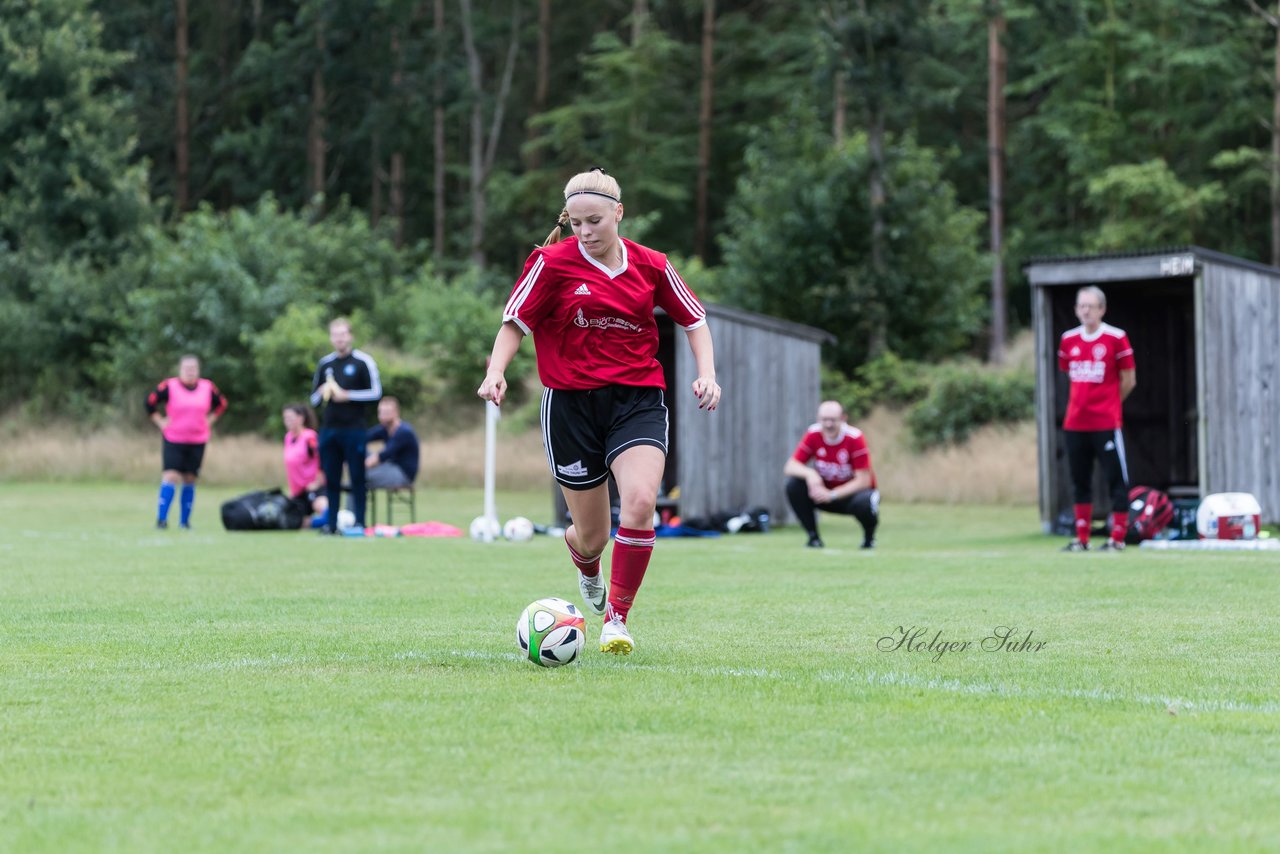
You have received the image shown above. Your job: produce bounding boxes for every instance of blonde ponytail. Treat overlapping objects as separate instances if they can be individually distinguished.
[542,210,571,247]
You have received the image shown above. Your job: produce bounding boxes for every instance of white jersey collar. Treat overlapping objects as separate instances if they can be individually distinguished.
[578,239,628,279]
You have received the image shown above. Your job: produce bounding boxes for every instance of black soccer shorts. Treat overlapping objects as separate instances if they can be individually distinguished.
[161,439,207,475]
[540,386,668,490]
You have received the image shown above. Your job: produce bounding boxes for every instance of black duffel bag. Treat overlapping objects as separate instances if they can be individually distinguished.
[221,489,306,531]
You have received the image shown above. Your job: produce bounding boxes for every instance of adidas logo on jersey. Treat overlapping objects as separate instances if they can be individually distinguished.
[557,460,589,477]
[573,283,591,295]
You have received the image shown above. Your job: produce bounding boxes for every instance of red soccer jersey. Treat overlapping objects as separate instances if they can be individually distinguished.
[502,237,707,390]
[1058,323,1135,431]
[792,424,877,489]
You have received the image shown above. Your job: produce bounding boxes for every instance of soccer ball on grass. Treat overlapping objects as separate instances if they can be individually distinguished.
[469,515,501,542]
[503,516,535,542]
[516,597,586,667]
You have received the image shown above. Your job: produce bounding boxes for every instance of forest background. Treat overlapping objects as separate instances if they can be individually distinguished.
[2,0,1275,444]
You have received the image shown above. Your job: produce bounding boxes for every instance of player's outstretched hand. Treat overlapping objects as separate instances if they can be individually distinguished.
[478,370,508,406]
[692,376,720,411]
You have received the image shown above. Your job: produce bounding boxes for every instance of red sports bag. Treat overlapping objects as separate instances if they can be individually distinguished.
[1125,486,1174,544]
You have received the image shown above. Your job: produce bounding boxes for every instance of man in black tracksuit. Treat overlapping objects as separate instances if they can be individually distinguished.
[310,317,382,532]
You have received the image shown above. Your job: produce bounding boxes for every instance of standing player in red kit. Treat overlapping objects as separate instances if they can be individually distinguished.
[1059,285,1136,551]
[477,168,720,655]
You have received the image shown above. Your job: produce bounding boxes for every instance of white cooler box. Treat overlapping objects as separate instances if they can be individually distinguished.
[1196,493,1262,540]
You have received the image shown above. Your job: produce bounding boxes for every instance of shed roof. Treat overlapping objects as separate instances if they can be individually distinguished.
[659,303,836,345]
[1025,246,1280,286]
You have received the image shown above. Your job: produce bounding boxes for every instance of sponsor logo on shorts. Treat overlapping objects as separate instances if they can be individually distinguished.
[557,460,589,477]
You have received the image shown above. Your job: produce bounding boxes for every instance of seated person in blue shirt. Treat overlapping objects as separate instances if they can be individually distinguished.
[364,396,420,490]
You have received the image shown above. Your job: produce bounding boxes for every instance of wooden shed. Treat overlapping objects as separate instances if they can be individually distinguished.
[553,302,833,527]
[1027,246,1280,529]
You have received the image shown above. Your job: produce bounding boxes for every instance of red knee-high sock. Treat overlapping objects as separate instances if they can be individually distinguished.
[1109,511,1129,544]
[564,528,600,577]
[1074,503,1092,545]
[607,526,655,623]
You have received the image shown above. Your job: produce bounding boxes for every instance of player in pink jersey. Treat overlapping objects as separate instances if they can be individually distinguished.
[1058,285,1136,551]
[478,168,720,656]
[784,400,879,549]
[282,402,328,528]
[145,355,227,529]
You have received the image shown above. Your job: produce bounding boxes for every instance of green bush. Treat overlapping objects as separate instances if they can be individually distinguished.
[721,110,988,376]
[821,351,932,420]
[250,303,331,432]
[375,357,429,423]
[857,351,932,408]
[105,198,412,431]
[402,266,533,413]
[820,365,861,418]
[905,365,1034,449]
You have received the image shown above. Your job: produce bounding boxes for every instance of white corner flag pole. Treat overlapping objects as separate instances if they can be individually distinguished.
[482,399,500,542]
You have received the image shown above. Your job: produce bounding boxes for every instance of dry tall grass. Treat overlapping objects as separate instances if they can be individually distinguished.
[859,407,1037,505]
[1,412,1037,504]
[0,423,550,490]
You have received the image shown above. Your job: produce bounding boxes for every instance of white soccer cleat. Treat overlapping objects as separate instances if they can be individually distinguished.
[578,571,607,617]
[599,617,634,655]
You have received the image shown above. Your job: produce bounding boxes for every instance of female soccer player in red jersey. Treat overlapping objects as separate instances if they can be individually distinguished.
[477,168,720,655]
[145,355,227,529]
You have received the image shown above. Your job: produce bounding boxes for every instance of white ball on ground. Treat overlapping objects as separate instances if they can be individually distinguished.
[337,509,356,530]
[470,515,501,542]
[503,516,535,542]
[516,597,586,667]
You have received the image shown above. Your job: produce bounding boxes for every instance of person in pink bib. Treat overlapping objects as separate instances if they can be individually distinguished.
[145,355,227,529]
[282,402,328,528]
[478,167,721,657]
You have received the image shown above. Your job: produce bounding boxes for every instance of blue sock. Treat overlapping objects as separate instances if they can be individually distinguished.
[180,483,195,527]
[158,482,176,522]
[310,509,328,529]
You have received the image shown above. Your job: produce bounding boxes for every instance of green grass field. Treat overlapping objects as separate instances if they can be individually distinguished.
[2,483,1277,852]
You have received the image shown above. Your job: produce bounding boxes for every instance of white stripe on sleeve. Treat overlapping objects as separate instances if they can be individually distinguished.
[664,263,706,324]
[345,351,383,402]
[503,255,546,329]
